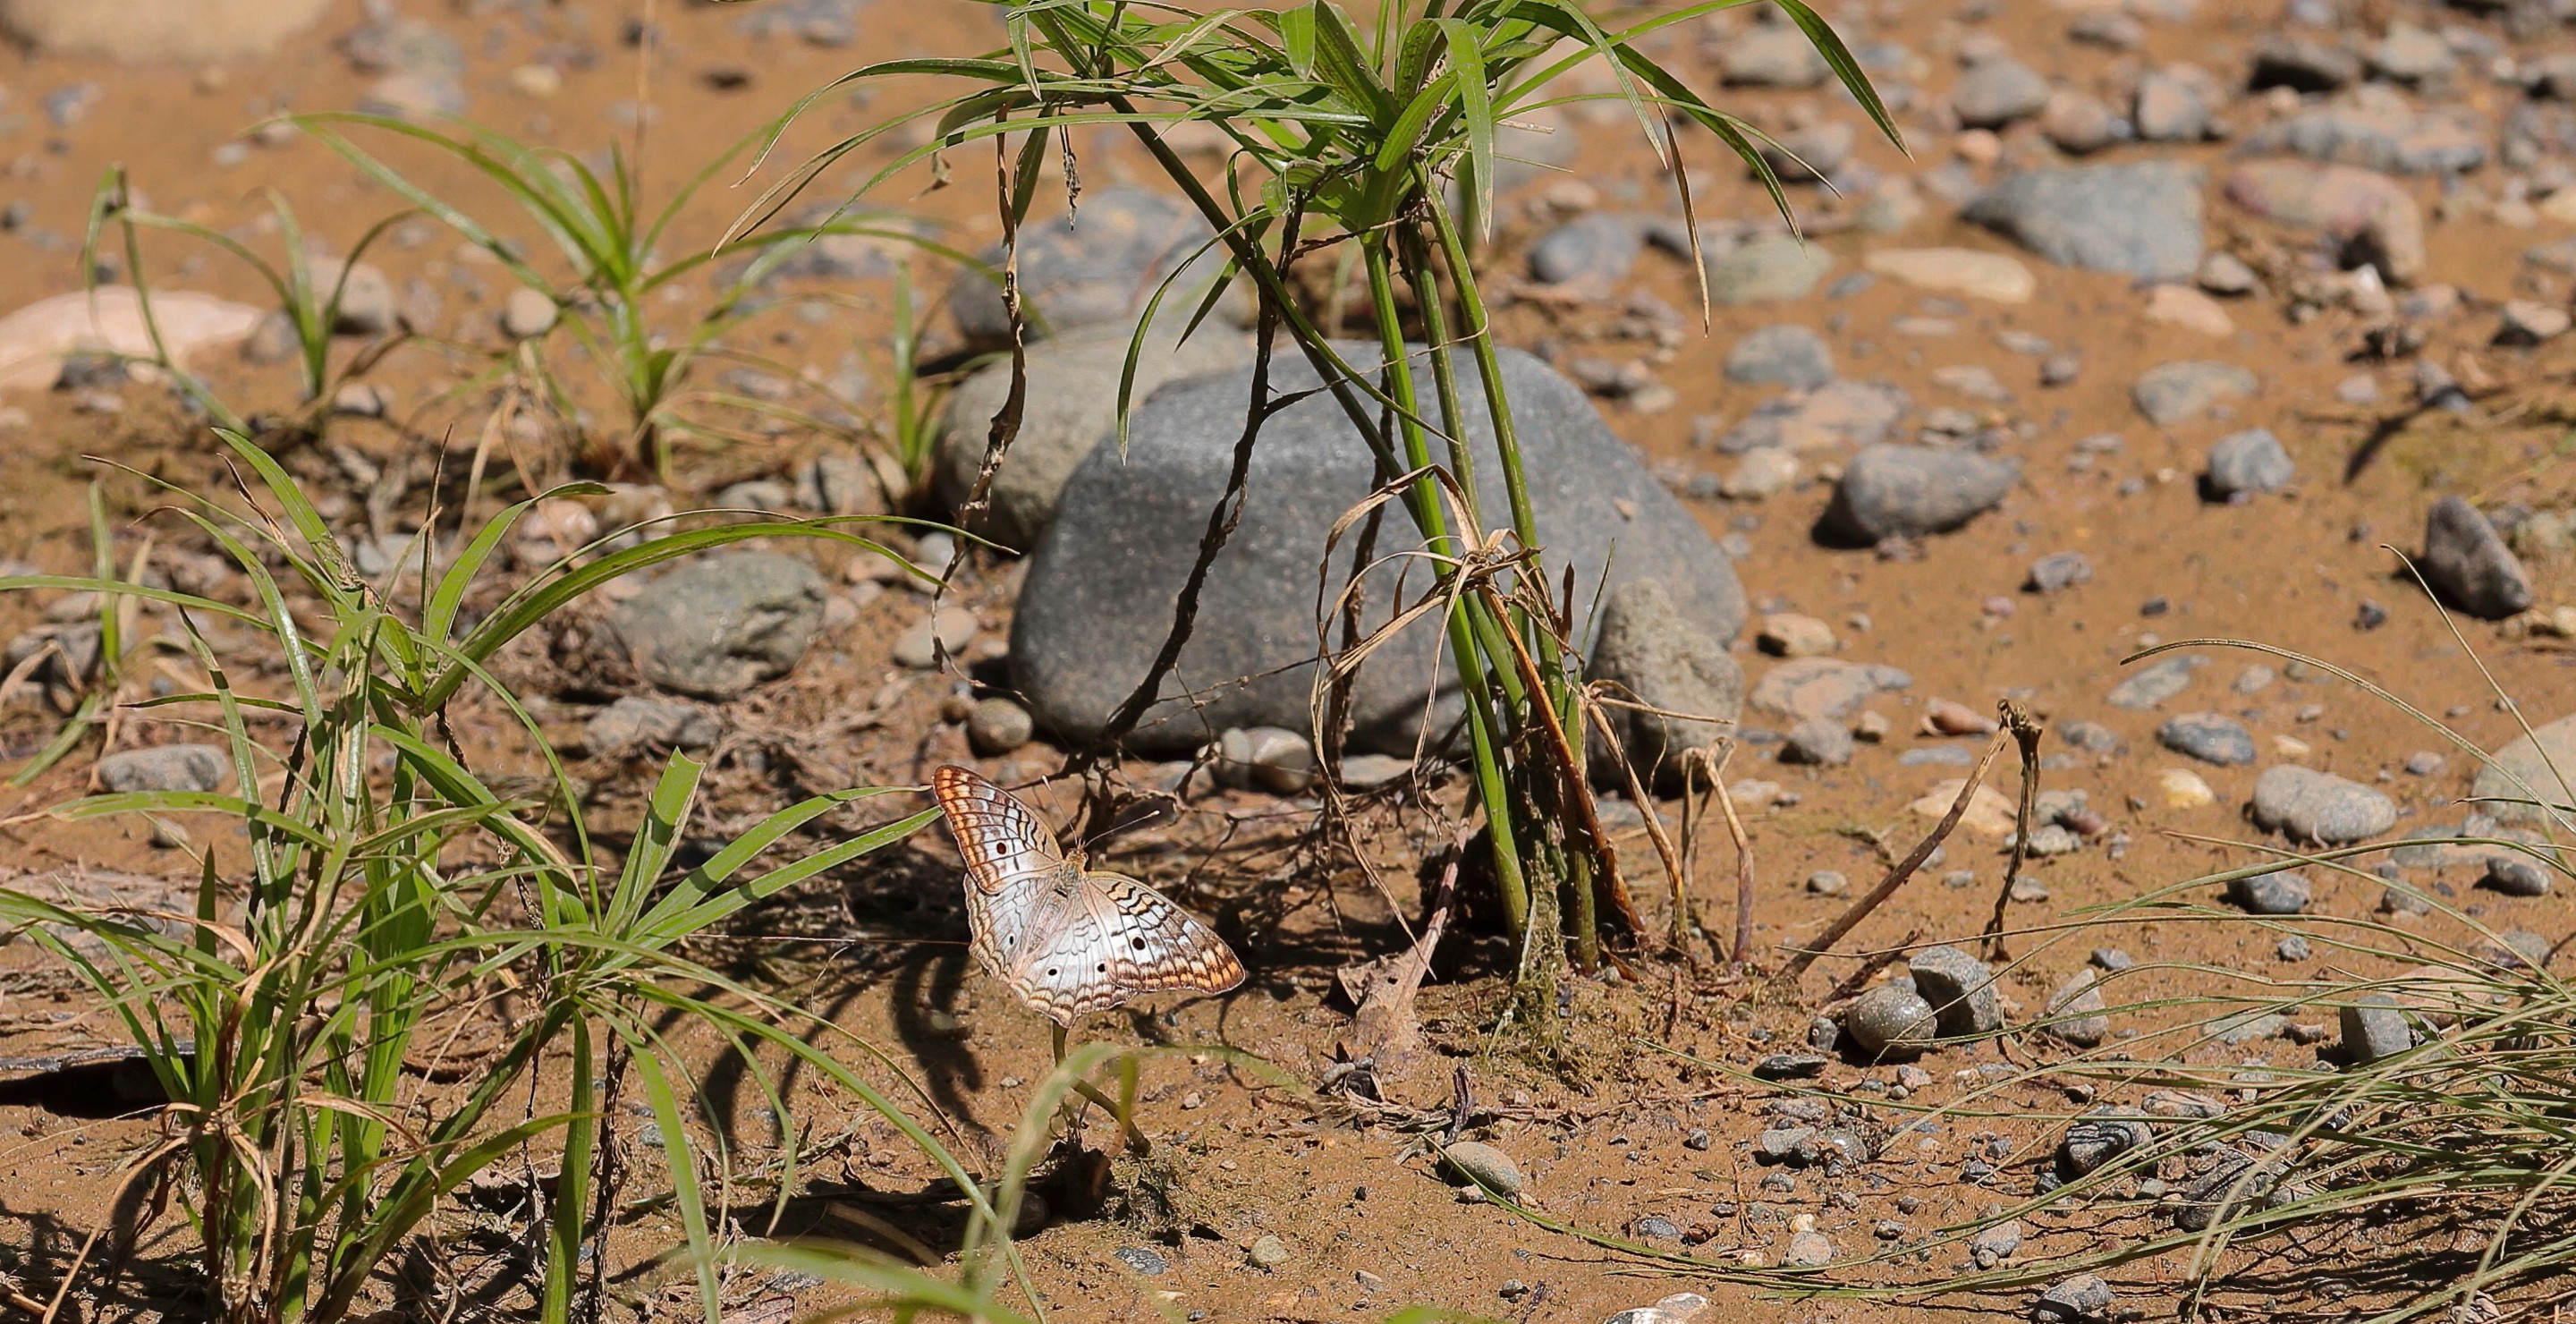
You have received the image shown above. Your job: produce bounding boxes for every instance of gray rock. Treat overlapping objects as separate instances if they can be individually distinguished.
[240,310,300,365]
[2032,1273,2115,1324]
[2340,993,2412,1064]
[1971,1220,2025,1269]
[2107,654,2207,710]
[2222,160,2423,283]
[1908,944,2003,1037]
[311,259,395,337]
[1760,122,1856,182]
[934,324,1255,552]
[95,744,228,794]
[731,0,862,44]
[1843,984,1939,1057]
[1783,717,1856,766]
[1,0,330,63]
[2158,712,2256,765]
[2027,551,2092,593]
[1781,1230,1835,1267]
[2063,720,2121,751]
[2210,1010,2288,1044]
[2091,947,2134,972]
[2227,870,2311,914]
[2368,25,2452,82]
[2472,714,2576,828]
[1962,162,2205,281]
[501,288,558,340]
[1820,445,2018,542]
[1705,379,1910,453]
[893,607,978,670]
[1722,25,1829,88]
[2055,1116,2152,1177]
[1114,1245,1168,1276]
[2044,971,2112,1047]
[1750,658,1911,721]
[1806,870,1849,896]
[1215,726,1315,794]
[1528,213,1640,286]
[584,695,722,758]
[2251,35,2361,92]
[1246,1235,1292,1268]
[1724,324,1834,391]
[2174,1153,2281,1231]
[1440,1141,1524,1196]
[1707,233,1834,304]
[2276,934,2310,961]
[968,697,1037,756]
[945,188,1234,351]
[1014,344,1745,753]
[2420,495,2532,619]
[2133,361,2258,427]
[1586,580,1744,789]
[2238,103,2487,176]
[1952,60,2052,128]
[2482,853,2552,897]
[2068,10,2143,48]
[356,70,466,121]
[610,553,828,699]
[2040,90,2122,155]
[2204,429,2293,499]
[2133,68,2212,142]
[2251,765,2398,844]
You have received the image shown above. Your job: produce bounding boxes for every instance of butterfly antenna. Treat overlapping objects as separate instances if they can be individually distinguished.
[1073,792,1180,859]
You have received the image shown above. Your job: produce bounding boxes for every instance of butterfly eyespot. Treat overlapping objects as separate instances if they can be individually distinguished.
[1096,963,1108,973]
[1046,968,1059,977]
[1131,937,1147,950]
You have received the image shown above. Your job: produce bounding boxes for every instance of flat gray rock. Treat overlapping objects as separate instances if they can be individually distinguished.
[609,552,828,700]
[1908,944,2003,1037]
[2226,870,2311,915]
[1952,59,2052,128]
[1724,323,1835,391]
[96,744,228,794]
[2133,361,2258,426]
[1821,445,2019,542]
[1528,213,1641,286]
[1707,233,1835,305]
[2159,712,2256,765]
[1750,657,1911,721]
[1962,161,2205,281]
[2106,653,2206,709]
[2203,429,2293,499]
[2250,764,2397,844]
[1013,344,1747,753]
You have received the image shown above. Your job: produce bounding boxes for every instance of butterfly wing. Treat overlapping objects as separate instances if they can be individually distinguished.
[930,766,1066,982]
[1090,871,1247,997]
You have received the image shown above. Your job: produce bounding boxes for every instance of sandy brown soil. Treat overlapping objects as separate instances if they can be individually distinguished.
[0,0,2568,1321]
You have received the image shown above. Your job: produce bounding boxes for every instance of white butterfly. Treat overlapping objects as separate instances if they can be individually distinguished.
[931,766,1246,1026]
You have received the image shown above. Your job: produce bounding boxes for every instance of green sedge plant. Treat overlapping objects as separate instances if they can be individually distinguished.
[757,0,1893,1028]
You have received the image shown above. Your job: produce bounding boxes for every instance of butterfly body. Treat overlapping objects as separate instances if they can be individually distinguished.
[932,766,1245,1026]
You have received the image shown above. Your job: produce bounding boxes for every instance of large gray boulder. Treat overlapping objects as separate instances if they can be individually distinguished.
[933,324,1255,553]
[1013,345,1748,753]
[2473,713,2576,828]
[945,188,1240,351]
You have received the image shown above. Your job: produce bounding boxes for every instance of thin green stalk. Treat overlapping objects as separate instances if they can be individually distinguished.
[545,1017,597,1324]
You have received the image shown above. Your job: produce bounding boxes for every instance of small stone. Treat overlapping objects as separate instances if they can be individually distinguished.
[2026,551,2092,593]
[2197,252,2258,295]
[1762,122,1857,182]
[2090,947,2134,972]
[2133,67,2213,142]
[2133,361,2257,427]
[2055,1116,2152,1177]
[1216,726,1317,794]
[1751,658,1911,722]
[2251,35,2360,92]
[1707,233,1835,305]
[2402,751,2443,777]
[2158,713,2256,766]
[2227,870,2312,915]
[1962,162,2206,282]
[1908,944,2003,1037]
[1783,1231,1835,1267]
[1784,717,1856,766]
[2062,721,2121,752]
[1722,26,1829,88]
[502,287,559,339]
[1863,247,2037,303]
[1336,753,1414,790]
[1758,612,1836,658]
[1724,447,1801,500]
[2032,1273,2115,1324]
[608,553,830,698]
[1951,59,2052,128]
[2340,993,2412,1064]
[1527,213,1641,287]
[2106,654,2206,710]
[967,697,1036,756]
[1843,984,1940,1057]
[2068,10,2143,48]
[1806,870,1850,896]
[2497,301,2572,346]
[2276,935,2311,961]
[2420,496,2533,620]
[2251,764,2398,844]
[2040,90,2121,155]
[2482,853,2551,897]
[95,743,228,794]
[1247,1235,1292,1269]
[1822,445,2019,542]
[2204,429,2294,499]
[2235,665,2277,695]
[892,607,978,670]
[1114,1246,1169,1275]
[584,695,721,758]
[1971,1220,2025,1269]
[1725,324,1835,390]
[2044,971,2112,1047]
[1440,1142,1524,1197]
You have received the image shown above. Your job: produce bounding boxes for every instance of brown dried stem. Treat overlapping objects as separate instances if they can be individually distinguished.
[1775,726,2012,984]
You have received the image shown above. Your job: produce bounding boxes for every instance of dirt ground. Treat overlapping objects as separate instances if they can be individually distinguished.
[0,0,2567,1321]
